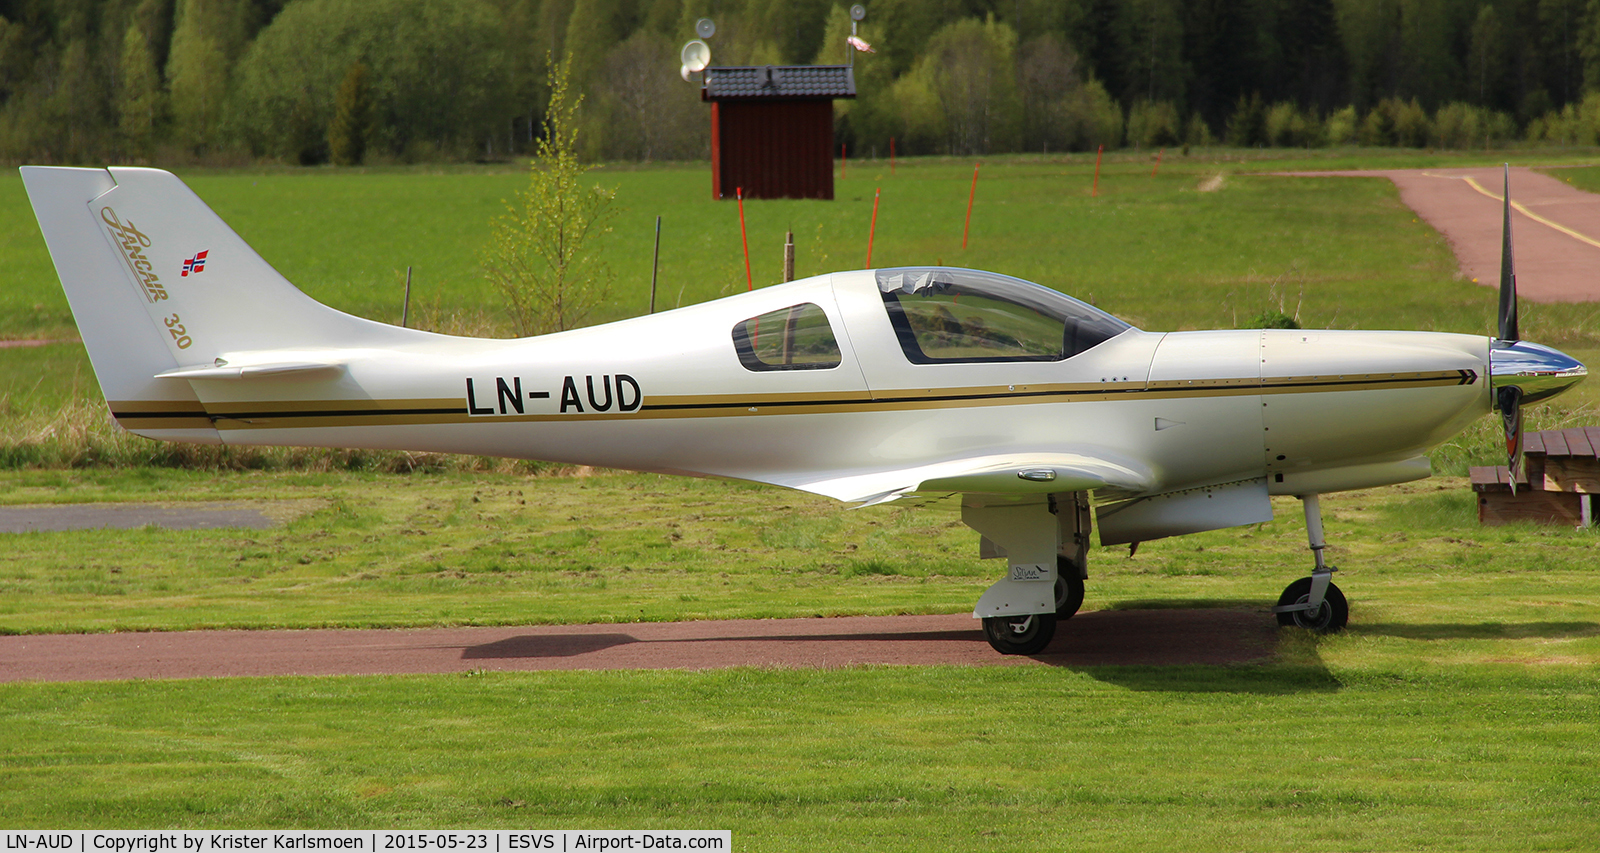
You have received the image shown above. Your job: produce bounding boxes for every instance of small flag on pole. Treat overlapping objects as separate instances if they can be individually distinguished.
[847,35,874,53]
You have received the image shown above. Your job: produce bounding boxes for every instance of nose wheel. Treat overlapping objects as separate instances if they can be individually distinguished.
[982,613,1057,655]
[1274,576,1348,631]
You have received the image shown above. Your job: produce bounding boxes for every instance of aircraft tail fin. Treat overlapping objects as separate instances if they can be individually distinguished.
[21,166,427,440]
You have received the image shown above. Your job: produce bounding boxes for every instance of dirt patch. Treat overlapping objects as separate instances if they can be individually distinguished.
[0,339,78,348]
[1279,166,1600,303]
[0,609,1278,683]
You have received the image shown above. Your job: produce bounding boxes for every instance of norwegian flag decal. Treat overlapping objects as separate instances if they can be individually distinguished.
[181,250,208,277]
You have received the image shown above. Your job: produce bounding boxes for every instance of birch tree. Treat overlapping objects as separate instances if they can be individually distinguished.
[483,54,616,337]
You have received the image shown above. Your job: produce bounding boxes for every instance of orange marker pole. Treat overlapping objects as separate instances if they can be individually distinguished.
[1092,145,1103,197]
[890,137,896,174]
[866,187,881,268]
[737,187,752,291]
[962,162,980,250]
[1151,148,1163,178]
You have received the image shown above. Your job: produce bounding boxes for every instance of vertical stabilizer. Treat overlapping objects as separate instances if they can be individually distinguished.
[21,166,432,442]
[21,166,219,442]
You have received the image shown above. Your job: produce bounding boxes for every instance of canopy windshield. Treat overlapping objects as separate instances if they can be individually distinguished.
[875,268,1132,364]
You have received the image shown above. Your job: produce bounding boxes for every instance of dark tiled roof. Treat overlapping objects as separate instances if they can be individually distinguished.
[703,65,856,100]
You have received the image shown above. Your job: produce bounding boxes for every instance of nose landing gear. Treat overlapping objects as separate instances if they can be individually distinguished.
[1272,494,1349,632]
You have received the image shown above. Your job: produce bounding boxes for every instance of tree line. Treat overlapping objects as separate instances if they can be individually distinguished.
[6,0,1600,166]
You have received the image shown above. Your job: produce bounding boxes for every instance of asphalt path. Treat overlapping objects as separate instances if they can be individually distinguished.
[0,609,1277,682]
[1283,165,1600,302]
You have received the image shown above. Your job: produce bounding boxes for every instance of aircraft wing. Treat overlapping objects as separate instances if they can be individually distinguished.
[778,450,1157,506]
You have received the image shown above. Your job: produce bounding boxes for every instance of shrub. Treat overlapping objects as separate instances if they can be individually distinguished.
[1226,93,1266,147]
[1184,112,1214,147]
[1324,105,1358,145]
[1061,78,1123,151]
[1243,310,1300,329]
[1358,105,1395,146]
[1392,98,1431,147]
[1127,100,1181,148]
[1265,101,1320,147]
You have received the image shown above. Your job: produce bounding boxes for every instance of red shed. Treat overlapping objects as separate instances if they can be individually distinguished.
[702,65,855,200]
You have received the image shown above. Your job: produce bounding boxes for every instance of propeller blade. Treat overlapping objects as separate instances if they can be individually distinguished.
[1498,385,1524,494]
[1498,164,1519,342]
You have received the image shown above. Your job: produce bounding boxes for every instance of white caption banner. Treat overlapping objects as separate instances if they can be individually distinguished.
[3,832,730,853]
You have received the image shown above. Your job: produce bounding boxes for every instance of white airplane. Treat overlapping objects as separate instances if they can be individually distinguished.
[21,165,1587,655]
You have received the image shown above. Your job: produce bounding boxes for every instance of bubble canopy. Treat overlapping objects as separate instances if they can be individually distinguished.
[874,267,1133,364]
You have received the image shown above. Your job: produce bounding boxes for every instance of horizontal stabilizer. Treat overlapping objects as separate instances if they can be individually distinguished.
[157,360,346,381]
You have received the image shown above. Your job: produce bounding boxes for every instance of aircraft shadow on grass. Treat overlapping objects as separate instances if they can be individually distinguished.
[462,633,642,659]
[458,606,1347,695]
[1352,621,1600,641]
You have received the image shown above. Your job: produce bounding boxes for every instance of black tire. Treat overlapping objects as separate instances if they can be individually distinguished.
[1274,577,1349,632]
[982,613,1057,655]
[1055,561,1085,620]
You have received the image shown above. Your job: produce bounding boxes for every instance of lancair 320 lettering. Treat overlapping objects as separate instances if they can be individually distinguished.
[22,165,1587,654]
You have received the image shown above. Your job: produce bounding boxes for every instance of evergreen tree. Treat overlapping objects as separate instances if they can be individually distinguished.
[1469,3,1511,110]
[117,21,165,158]
[1126,0,1186,107]
[563,0,626,98]
[327,61,371,165]
[1226,91,1266,145]
[1582,0,1600,95]
[1541,0,1587,106]
[1277,0,1345,114]
[166,0,229,154]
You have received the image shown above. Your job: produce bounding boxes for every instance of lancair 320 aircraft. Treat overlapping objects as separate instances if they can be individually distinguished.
[22,166,1588,654]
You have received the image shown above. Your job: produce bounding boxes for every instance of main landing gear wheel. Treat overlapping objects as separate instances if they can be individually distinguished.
[1274,577,1349,632]
[1054,563,1085,620]
[982,613,1057,655]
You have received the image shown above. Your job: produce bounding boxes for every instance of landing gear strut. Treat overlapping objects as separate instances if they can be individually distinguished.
[966,497,1086,655]
[1272,494,1349,632]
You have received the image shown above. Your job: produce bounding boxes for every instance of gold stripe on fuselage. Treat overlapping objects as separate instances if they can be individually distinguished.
[115,370,1477,430]
[106,399,213,430]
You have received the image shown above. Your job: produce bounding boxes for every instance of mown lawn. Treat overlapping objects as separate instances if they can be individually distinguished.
[2,662,1596,850]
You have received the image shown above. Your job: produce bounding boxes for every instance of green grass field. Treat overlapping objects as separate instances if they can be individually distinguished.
[6,148,1600,342]
[3,150,1600,847]
[4,666,1596,849]
[0,468,1597,848]
[1,467,1598,848]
